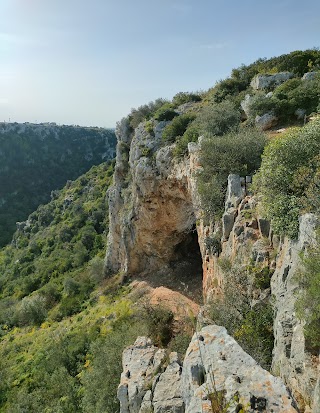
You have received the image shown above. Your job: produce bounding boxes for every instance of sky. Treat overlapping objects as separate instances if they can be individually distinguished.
[0,0,320,128]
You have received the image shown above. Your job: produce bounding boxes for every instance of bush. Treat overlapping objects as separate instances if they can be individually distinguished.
[254,119,320,238]
[162,113,196,143]
[172,92,201,107]
[195,100,241,137]
[212,77,248,103]
[14,294,47,326]
[173,124,200,157]
[209,264,274,369]
[81,319,147,413]
[140,304,174,347]
[197,127,266,219]
[154,103,178,121]
[249,75,320,121]
[129,98,168,129]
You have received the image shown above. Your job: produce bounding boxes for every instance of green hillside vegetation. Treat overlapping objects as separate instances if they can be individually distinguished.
[0,123,116,247]
[0,161,114,328]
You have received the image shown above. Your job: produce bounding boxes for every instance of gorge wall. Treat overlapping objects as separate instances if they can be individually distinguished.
[106,117,319,412]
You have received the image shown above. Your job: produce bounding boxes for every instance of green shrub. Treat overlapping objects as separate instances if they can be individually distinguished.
[140,304,174,347]
[254,119,320,238]
[14,294,48,326]
[212,77,248,103]
[209,264,274,369]
[129,98,168,129]
[197,128,266,219]
[195,100,241,137]
[173,123,200,157]
[172,92,201,107]
[162,113,196,143]
[81,319,147,413]
[154,103,178,121]
[204,234,222,255]
[249,75,320,121]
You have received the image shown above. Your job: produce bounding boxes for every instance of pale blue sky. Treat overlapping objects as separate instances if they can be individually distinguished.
[0,0,319,127]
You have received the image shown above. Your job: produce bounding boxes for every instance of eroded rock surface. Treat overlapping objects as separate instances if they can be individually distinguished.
[182,325,298,413]
[250,72,294,90]
[119,328,299,413]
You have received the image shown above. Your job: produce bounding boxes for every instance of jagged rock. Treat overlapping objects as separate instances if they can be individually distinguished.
[250,72,294,90]
[294,108,306,120]
[118,339,184,413]
[225,174,243,210]
[182,325,298,413]
[252,239,269,263]
[153,353,184,413]
[255,113,278,130]
[258,218,270,238]
[240,94,254,117]
[118,337,166,413]
[302,71,318,81]
[222,175,243,240]
[138,391,152,413]
[271,213,319,412]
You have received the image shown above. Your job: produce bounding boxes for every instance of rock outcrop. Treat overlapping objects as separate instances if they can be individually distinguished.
[250,72,294,90]
[118,328,299,413]
[255,112,278,130]
[271,214,320,413]
[105,118,197,277]
[182,325,298,413]
[118,337,184,413]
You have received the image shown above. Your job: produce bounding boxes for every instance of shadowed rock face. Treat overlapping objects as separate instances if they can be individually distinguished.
[105,118,199,278]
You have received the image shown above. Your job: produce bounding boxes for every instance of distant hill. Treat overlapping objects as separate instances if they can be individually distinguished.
[0,122,116,247]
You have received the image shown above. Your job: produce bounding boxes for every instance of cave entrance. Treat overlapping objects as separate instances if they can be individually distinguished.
[169,226,203,303]
[135,225,203,303]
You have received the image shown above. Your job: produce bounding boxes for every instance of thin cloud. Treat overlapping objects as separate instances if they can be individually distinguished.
[200,42,228,50]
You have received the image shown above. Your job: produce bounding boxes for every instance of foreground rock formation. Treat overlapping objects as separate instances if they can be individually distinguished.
[118,327,299,413]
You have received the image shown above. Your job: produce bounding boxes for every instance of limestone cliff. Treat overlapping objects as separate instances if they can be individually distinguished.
[107,117,319,412]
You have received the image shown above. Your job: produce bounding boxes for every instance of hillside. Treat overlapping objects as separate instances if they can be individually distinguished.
[0,49,320,413]
[0,122,116,247]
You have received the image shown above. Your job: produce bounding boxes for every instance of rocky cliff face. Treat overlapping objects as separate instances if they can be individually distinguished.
[105,118,203,298]
[107,118,319,412]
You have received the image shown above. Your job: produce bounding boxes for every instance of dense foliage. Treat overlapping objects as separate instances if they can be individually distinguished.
[197,128,266,219]
[254,119,320,238]
[248,74,320,121]
[0,123,116,247]
[211,48,320,103]
[0,161,114,327]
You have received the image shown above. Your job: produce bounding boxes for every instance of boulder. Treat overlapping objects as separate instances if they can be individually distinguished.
[255,113,278,130]
[117,337,166,413]
[302,71,318,81]
[153,352,184,413]
[294,108,306,120]
[182,325,299,413]
[222,175,244,240]
[250,72,294,90]
[240,94,254,117]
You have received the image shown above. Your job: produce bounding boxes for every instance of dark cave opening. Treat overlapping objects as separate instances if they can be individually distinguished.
[169,225,203,303]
